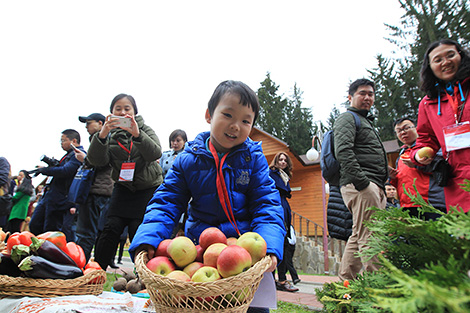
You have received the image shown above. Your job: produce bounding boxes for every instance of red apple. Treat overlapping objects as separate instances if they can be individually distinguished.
[191,266,221,282]
[199,227,227,250]
[417,147,435,159]
[166,270,191,282]
[203,243,227,268]
[226,237,238,246]
[183,261,204,278]
[195,244,204,262]
[156,239,172,257]
[217,245,252,278]
[236,232,267,265]
[146,256,175,276]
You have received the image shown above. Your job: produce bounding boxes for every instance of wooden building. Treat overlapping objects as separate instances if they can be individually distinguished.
[249,126,400,237]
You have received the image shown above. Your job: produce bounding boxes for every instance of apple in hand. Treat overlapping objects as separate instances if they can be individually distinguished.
[417,147,435,159]
[199,227,227,250]
[167,236,197,268]
[191,266,221,282]
[237,232,267,265]
[146,256,176,276]
[183,261,204,278]
[156,239,172,257]
[217,245,252,278]
[203,243,227,268]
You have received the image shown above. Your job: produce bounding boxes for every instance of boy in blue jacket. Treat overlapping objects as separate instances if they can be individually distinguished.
[130,81,285,288]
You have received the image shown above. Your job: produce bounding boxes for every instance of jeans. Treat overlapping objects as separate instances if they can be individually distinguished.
[30,199,65,236]
[76,194,110,262]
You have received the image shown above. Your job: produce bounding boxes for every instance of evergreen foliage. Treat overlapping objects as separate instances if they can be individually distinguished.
[256,73,314,155]
[316,180,470,312]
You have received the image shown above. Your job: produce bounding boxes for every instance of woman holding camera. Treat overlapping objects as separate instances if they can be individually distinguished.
[7,170,34,233]
[87,93,163,269]
[410,39,470,213]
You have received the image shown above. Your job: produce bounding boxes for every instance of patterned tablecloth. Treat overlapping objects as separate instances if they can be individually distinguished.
[0,291,155,313]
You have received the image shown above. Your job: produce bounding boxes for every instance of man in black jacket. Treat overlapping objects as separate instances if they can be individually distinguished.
[333,79,388,281]
[30,129,84,240]
[74,113,115,263]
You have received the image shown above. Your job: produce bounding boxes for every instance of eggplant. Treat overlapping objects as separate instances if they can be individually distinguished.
[0,253,22,277]
[30,237,77,267]
[18,255,83,279]
[11,244,31,265]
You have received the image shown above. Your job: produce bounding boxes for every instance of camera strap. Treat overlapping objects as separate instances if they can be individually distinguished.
[208,139,241,236]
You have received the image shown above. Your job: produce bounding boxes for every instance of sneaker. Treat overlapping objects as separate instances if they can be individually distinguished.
[293,278,301,285]
[117,260,123,264]
[279,281,299,292]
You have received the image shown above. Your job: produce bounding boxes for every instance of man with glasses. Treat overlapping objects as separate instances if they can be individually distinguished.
[388,117,446,220]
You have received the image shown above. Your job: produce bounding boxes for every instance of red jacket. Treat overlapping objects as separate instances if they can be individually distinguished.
[410,77,470,212]
[391,145,446,210]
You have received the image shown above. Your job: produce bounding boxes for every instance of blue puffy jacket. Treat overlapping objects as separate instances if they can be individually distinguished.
[129,131,286,261]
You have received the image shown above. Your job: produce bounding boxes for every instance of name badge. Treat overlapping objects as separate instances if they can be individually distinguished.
[443,121,470,152]
[119,161,135,182]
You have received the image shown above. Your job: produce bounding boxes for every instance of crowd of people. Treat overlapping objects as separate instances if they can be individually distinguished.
[0,39,469,311]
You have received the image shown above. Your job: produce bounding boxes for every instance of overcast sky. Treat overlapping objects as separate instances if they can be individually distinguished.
[1,0,404,183]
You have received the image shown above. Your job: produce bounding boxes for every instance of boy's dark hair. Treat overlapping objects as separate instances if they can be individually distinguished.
[207,80,259,124]
[420,39,470,99]
[62,129,81,144]
[393,117,417,128]
[169,129,188,147]
[348,78,375,96]
[110,93,138,115]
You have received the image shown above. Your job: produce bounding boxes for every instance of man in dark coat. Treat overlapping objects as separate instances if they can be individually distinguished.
[333,79,388,281]
[29,129,84,240]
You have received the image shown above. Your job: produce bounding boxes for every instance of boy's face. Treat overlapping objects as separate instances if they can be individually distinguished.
[205,93,254,154]
[60,134,78,151]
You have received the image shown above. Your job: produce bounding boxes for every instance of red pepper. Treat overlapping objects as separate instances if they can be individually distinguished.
[63,242,86,269]
[7,231,35,254]
[85,260,102,270]
[37,231,67,251]
[83,268,106,284]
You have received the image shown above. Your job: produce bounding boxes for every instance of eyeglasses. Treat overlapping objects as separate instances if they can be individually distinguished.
[395,125,415,135]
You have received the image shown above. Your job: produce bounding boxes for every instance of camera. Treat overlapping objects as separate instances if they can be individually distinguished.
[40,155,60,167]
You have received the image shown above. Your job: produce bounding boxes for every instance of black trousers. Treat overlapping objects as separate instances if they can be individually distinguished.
[277,240,299,282]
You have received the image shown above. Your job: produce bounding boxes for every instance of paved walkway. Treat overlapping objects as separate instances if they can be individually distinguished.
[106,256,339,311]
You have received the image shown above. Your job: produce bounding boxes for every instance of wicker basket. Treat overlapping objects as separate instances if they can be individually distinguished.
[0,269,106,297]
[135,251,272,313]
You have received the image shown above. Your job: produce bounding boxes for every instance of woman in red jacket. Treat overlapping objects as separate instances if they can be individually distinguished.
[410,39,470,213]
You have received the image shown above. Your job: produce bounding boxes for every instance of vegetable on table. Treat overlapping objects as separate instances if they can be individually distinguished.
[0,253,22,277]
[10,244,30,265]
[18,255,83,280]
[30,237,77,267]
[36,231,67,251]
[6,231,35,254]
[63,242,86,269]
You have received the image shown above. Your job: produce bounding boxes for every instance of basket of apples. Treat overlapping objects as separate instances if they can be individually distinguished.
[135,228,272,313]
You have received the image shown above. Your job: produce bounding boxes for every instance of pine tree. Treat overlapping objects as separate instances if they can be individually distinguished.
[316,180,470,313]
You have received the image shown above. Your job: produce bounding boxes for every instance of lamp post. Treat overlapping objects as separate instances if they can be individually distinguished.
[306,136,329,274]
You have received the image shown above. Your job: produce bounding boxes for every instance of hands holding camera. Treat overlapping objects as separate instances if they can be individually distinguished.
[99,114,140,139]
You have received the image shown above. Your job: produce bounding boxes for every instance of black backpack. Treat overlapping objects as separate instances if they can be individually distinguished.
[320,111,361,186]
